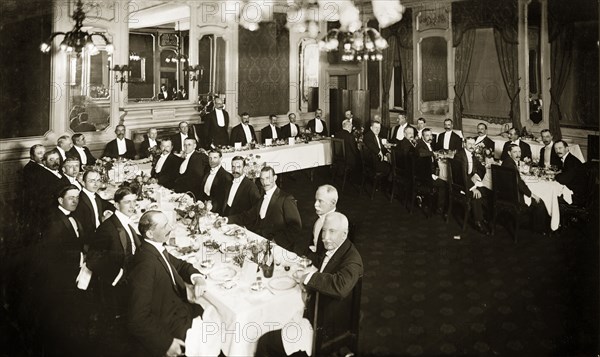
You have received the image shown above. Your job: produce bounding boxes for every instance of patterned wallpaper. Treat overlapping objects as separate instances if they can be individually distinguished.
[238,13,290,116]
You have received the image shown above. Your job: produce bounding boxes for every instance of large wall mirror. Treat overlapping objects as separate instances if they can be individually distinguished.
[419,36,449,115]
[298,38,319,112]
[197,34,226,114]
[68,33,112,132]
[528,0,543,124]
[128,4,190,102]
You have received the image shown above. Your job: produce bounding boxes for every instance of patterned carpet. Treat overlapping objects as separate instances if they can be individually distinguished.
[1,168,598,356]
[283,168,599,356]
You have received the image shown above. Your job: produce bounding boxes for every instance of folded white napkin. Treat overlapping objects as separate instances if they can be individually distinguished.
[185,305,222,357]
[561,186,573,204]
[281,317,313,357]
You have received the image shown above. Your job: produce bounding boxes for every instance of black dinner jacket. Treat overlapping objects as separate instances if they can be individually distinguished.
[38,206,85,293]
[556,153,585,201]
[435,131,462,151]
[281,123,300,139]
[500,158,532,203]
[204,109,230,148]
[229,123,258,146]
[396,138,416,158]
[171,132,198,154]
[334,130,359,169]
[500,140,532,162]
[151,153,183,189]
[200,166,233,215]
[127,242,203,357]
[260,124,282,143]
[139,137,159,159]
[474,135,495,153]
[304,239,363,339]
[223,176,261,216]
[172,151,208,200]
[363,130,388,161]
[389,124,417,144]
[306,118,328,136]
[87,214,141,285]
[22,161,45,213]
[34,167,72,213]
[538,143,561,168]
[72,190,116,243]
[454,148,486,189]
[102,138,137,160]
[228,187,304,253]
[67,145,96,166]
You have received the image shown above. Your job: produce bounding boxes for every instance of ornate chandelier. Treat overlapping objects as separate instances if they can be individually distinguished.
[319,25,388,61]
[40,0,113,55]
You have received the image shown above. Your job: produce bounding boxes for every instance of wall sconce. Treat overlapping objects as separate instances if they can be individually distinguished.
[110,65,131,91]
[184,65,204,88]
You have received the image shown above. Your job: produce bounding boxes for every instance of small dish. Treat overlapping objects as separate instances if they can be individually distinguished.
[209,266,237,282]
[200,259,214,269]
[221,280,236,290]
[269,276,297,291]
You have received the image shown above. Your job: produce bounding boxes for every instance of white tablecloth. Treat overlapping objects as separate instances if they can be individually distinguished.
[489,135,585,163]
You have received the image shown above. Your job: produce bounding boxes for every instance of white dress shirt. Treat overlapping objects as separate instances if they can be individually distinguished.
[543,141,554,167]
[417,129,424,139]
[148,138,157,148]
[227,175,246,207]
[82,187,101,228]
[155,153,169,173]
[180,133,188,146]
[114,210,137,255]
[395,123,407,141]
[465,148,474,175]
[561,152,570,165]
[145,239,176,284]
[475,135,487,146]
[259,185,277,219]
[74,145,87,165]
[204,166,220,196]
[56,146,67,160]
[375,134,383,158]
[290,123,298,137]
[304,242,344,284]
[310,209,336,252]
[116,138,127,155]
[215,109,225,127]
[442,131,452,150]
[66,175,82,190]
[315,119,323,133]
[179,152,192,174]
[58,205,79,237]
[242,124,253,143]
[270,124,278,139]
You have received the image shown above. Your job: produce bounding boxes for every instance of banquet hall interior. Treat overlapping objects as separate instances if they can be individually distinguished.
[0,0,599,356]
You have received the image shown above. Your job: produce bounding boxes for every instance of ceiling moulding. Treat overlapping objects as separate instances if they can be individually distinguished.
[128,2,190,29]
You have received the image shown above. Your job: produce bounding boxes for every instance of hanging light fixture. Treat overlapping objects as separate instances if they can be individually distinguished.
[40,0,113,55]
[129,51,141,61]
[319,25,388,61]
[165,23,188,64]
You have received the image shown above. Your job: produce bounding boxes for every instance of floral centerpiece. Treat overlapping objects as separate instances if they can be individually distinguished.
[83,157,115,189]
[120,172,156,202]
[148,145,163,166]
[244,154,265,179]
[473,144,494,165]
[231,239,269,268]
[352,126,365,143]
[174,196,213,234]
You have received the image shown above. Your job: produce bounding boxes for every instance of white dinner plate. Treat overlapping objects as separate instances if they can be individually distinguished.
[268,276,297,291]
[209,267,237,282]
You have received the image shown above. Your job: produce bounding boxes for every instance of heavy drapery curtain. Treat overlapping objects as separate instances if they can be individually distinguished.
[452,29,476,130]
[380,36,398,129]
[493,29,521,131]
[548,23,574,139]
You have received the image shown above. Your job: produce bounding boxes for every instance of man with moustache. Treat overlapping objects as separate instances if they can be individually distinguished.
[229,112,258,145]
[204,97,230,148]
[87,186,141,320]
[36,149,71,211]
[151,138,183,189]
[538,129,560,168]
[68,133,96,167]
[307,185,338,254]
[61,156,83,191]
[435,118,462,151]
[222,156,261,216]
[500,127,532,162]
[282,112,300,139]
[72,170,116,242]
[139,128,160,159]
[416,117,427,139]
[261,114,282,143]
[171,121,194,154]
[363,120,391,176]
[200,150,233,215]
[474,123,495,153]
[306,108,328,136]
[415,128,447,213]
[554,140,585,204]
[173,138,208,200]
[103,124,137,159]
[389,112,416,144]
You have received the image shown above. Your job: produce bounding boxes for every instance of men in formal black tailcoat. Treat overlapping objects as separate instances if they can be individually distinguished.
[139,128,159,159]
[454,137,490,234]
[334,119,360,171]
[68,133,96,167]
[538,129,560,168]
[261,114,282,143]
[255,212,363,357]
[554,140,585,204]
[21,144,46,238]
[171,121,194,154]
[72,170,116,243]
[87,186,141,320]
[307,185,338,254]
[204,97,230,148]
[435,118,462,151]
[37,184,88,355]
[395,126,417,166]
[61,156,83,191]
[151,138,183,189]
[501,144,548,233]
[199,150,233,215]
[229,112,258,146]
[35,149,71,215]
[474,122,496,153]
[172,138,208,200]
[222,156,261,216]
[344,109,362,131]
[281,112,300,139]
[389,112,416,144]
[217,166,304,253]
[363,120,391,176]
[158,84,172,101]
[102,124,137,160]
[55,134,73,165]
[500,127,532,162]
[306,108,328,136]
[127,211,208,357]
[416,117,427,139]
[414,128,447,213]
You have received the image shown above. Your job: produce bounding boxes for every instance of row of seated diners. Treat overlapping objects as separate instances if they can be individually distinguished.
[16,107,365,356]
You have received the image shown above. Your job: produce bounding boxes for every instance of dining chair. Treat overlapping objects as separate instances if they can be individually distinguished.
[389,149,411,205]
[446,158,473,231]
[408,155,438,217]
[331,137,351,192]
[490,165,524,242]
[559,160,599,228]
[358,143,384,200]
